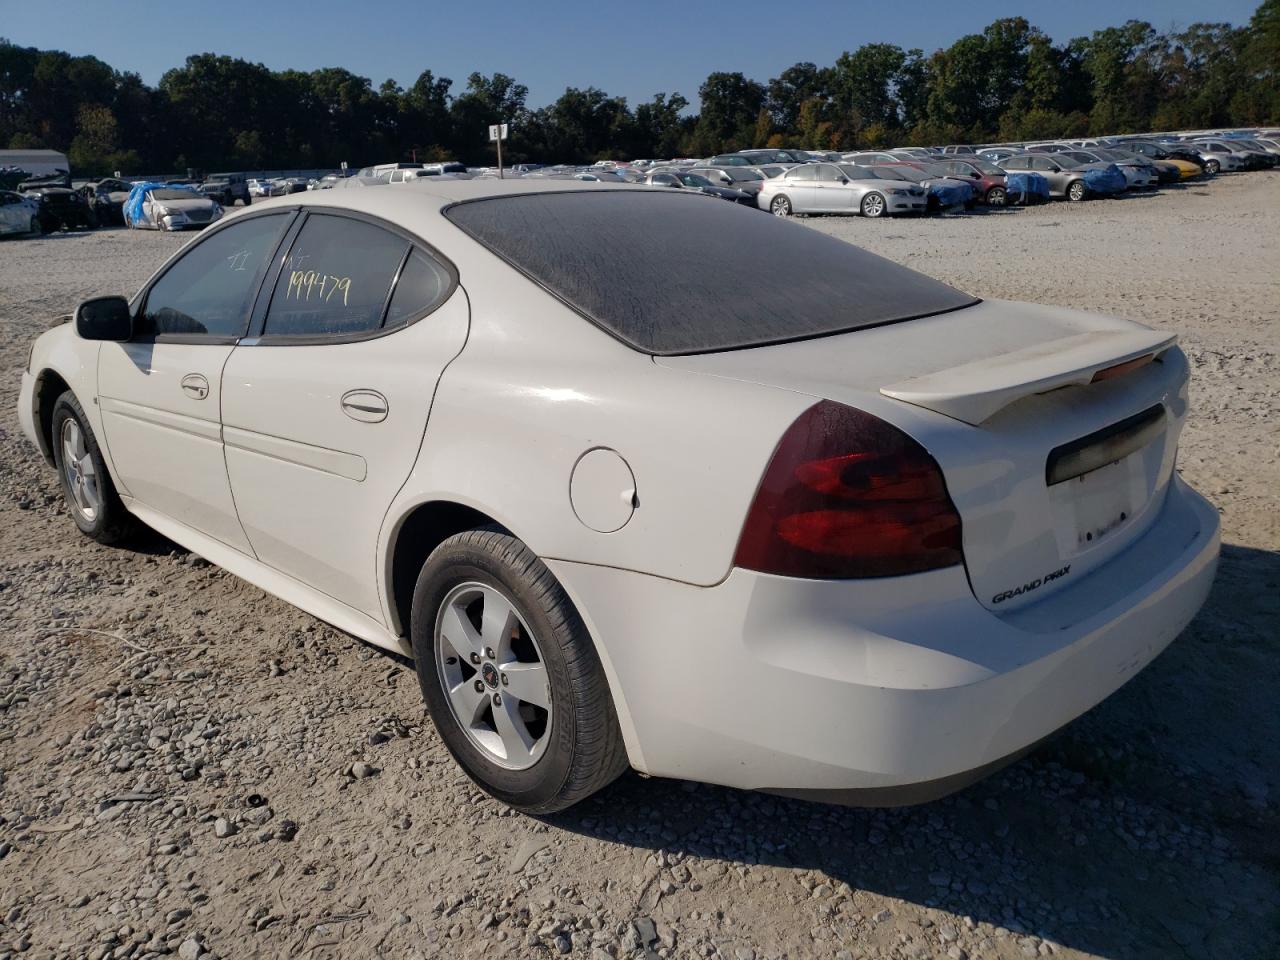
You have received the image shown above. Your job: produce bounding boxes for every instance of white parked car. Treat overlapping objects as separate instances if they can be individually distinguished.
[0,189,41,235]
[18,181,1220,813]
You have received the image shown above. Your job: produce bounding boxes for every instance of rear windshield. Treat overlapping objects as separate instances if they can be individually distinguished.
[444,190,977,355]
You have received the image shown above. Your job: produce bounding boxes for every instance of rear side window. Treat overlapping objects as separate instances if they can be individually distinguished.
[262,214,452,338]
[384,250,453,328]
[445,191,976,355]
[138,213,291,339]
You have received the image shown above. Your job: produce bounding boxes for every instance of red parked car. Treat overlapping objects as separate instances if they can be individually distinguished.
[928,157,1012,206]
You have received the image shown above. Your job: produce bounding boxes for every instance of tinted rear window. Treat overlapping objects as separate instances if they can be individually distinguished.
[444,191,976,355]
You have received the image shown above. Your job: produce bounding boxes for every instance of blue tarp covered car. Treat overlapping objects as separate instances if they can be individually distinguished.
[1004,172,1050,204]
[1081,164,1127,196]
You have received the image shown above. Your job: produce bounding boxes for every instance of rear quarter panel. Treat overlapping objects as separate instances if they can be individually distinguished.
[378,231,812,592]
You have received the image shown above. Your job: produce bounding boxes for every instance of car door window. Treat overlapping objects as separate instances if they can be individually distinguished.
[137,213,291,339]
[788,166,818,180]
[262,214,450,338]
[815,165,842,181]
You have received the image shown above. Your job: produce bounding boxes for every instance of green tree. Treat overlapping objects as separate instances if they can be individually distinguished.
[691,72,765,154]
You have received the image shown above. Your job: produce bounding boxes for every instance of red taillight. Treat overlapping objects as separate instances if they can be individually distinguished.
[734,401,963,578]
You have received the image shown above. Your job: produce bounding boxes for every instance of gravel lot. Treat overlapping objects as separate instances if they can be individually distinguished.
[1,175,1277,960]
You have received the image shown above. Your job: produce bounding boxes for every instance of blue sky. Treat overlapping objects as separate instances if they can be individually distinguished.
[6,0,1262,109]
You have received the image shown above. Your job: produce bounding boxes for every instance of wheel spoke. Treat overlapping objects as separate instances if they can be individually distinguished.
[480,588,517,652]
[447,677,487,728]
[82,475,100,512]
[438,603,483,663]
[79,454,96,478]
[71,479,89,512]
[493,696,535,765]
[68,423,85,460]
[500,661,550,710]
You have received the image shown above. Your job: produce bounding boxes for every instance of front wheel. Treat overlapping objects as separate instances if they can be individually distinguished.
[411,528,628,813]
[769,195,792,217]
[1067,180,1087,202]
[861,192,887,218]
[1205,159,1220,175]
[985,186,1007,206]
[50,392,136,544]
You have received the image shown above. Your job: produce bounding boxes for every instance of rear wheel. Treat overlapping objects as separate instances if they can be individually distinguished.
[769,195,792,217]
[861,192,887,218]
[27,216,42,237]
[985,186,1007,206]
[50,391,136,544]
[411,527,628,813]
[1067,180,1087,202]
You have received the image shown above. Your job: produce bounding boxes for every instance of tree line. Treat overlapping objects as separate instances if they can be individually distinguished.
[1,2,1276,176]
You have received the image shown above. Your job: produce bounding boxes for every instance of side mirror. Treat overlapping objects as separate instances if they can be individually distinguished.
[838,176,849,184]
[75,295,133,342]
[1049,165,1061,173]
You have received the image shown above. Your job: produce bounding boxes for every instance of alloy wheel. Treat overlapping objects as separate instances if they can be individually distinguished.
[435,581,552,770]
[863,193,885,217]
[987,187,1006,206]
[770,196,791,217]
[60,419,100,523]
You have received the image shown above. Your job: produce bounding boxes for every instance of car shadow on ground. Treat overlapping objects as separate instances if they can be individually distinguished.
[539,542,1280,960]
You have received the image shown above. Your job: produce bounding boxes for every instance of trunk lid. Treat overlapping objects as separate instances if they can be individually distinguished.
[658,299,1188,613]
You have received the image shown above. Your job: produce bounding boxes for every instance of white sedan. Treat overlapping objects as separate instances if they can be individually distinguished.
[18,181,1219,813]
[0,189,41,235]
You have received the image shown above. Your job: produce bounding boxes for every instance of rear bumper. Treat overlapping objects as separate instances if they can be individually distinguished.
[551,475,1219,803]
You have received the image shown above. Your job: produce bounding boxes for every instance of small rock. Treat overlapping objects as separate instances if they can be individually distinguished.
[633,917,657,946]
[177,936,203,960]
[350,762,378,779]
[214,817,235,839]
[554,934,572,954]
[873,909,893,923]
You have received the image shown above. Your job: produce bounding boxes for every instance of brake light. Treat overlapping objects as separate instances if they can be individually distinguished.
[1091,353,1154,383]
[734,401,963,578]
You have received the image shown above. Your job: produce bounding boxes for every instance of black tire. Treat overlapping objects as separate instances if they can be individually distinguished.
[84,210,99,229]
[769,195,792,217]
[50,391,136,545]
[410,527,628,813]
[27,216,42,237]
[1067,180,1087,202]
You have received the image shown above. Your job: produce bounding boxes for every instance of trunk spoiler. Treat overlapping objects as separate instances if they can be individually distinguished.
[880,329,1177,425]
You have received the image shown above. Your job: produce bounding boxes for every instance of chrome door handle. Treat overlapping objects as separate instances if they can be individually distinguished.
[180,373,210,400]
[341,389,389,423]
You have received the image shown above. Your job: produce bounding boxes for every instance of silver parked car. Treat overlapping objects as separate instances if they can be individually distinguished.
[755,163,926,217]
[997,153,1096,201]
[126,187,224,231]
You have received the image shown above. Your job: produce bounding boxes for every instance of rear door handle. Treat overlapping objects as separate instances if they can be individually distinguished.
[341,389,389,423]
[180,373,209,400]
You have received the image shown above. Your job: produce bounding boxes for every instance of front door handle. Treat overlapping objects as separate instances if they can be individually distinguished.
[341,389,389,423]
[180,373,210,400]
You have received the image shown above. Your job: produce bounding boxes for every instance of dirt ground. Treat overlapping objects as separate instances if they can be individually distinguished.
[0,174,1277,960]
